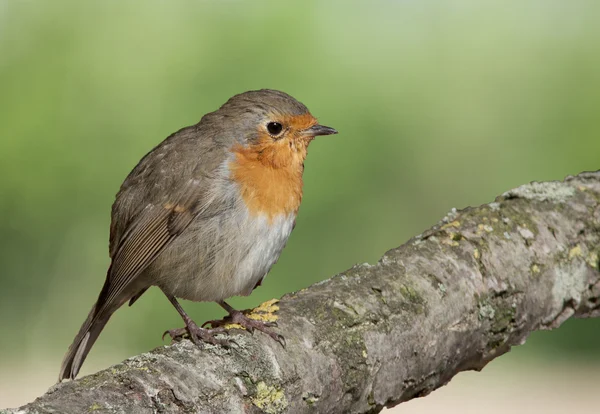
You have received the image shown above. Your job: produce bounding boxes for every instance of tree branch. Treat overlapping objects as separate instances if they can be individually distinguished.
[6,172,600,414]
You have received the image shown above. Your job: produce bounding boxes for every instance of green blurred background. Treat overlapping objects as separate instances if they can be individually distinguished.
[1,0,599,409]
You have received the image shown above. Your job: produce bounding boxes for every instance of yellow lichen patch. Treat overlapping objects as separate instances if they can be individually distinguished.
[223,322,244,330]
[442,237,459,247]
[477,224,494,233]
[253,299,280,314]
[586,252,599,268]
[248,299,280,323]
[473,248,480,260]
[569,245,583,260]
[251,381,288,414]
[577,185,587,192]
[441,220,461,230]
[531,264,540,274]
[491,217,499,223]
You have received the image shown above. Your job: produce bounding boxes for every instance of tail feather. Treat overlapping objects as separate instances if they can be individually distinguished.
[58,304,111,381]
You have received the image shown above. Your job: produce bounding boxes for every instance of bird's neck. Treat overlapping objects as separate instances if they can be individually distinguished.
[229,142,307,221]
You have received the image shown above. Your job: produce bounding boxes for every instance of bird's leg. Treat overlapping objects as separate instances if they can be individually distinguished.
[162,293,230,347]
[203,300,285,347]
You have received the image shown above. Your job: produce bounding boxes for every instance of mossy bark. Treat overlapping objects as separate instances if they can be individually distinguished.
[5,171,600,414]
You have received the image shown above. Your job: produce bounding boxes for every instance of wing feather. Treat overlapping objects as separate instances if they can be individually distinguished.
[96,180,211,316]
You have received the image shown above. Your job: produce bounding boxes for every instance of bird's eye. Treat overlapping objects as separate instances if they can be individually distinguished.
[266,122,284,137]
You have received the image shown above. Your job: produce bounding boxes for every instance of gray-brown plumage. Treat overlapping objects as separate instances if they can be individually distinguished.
[59,89,337,381]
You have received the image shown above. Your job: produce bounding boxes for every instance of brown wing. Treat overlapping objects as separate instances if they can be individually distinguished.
[97,124,230,314]
[98,179,208,312]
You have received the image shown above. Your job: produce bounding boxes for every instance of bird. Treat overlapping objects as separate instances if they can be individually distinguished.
[58,89,337,381]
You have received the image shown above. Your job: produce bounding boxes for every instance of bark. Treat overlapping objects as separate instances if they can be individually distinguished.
[5,171,600,414]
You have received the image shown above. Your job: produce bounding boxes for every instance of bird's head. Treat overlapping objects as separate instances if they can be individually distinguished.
[214,89,337,168]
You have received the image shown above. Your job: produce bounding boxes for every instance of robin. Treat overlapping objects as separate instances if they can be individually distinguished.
[58,89,337,381]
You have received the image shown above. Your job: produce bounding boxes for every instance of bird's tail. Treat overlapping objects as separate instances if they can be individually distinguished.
[58,303,111,381]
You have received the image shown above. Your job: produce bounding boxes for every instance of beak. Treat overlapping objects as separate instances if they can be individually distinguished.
[302,124,338,137]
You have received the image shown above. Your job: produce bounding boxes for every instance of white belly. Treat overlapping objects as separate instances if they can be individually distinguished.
[232,212,296,296]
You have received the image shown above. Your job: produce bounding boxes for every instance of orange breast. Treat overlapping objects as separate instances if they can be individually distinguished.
[229,138,306,221]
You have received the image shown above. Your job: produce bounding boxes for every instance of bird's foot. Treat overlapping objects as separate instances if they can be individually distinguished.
[162,321,231,347]
[203,310,285,348]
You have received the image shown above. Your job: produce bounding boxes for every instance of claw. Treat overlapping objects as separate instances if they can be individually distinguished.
[276,334,286,348]
[162,323,231,347]
[162,327,188,342]
[202,319,224,329]
[224,310,285,347]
